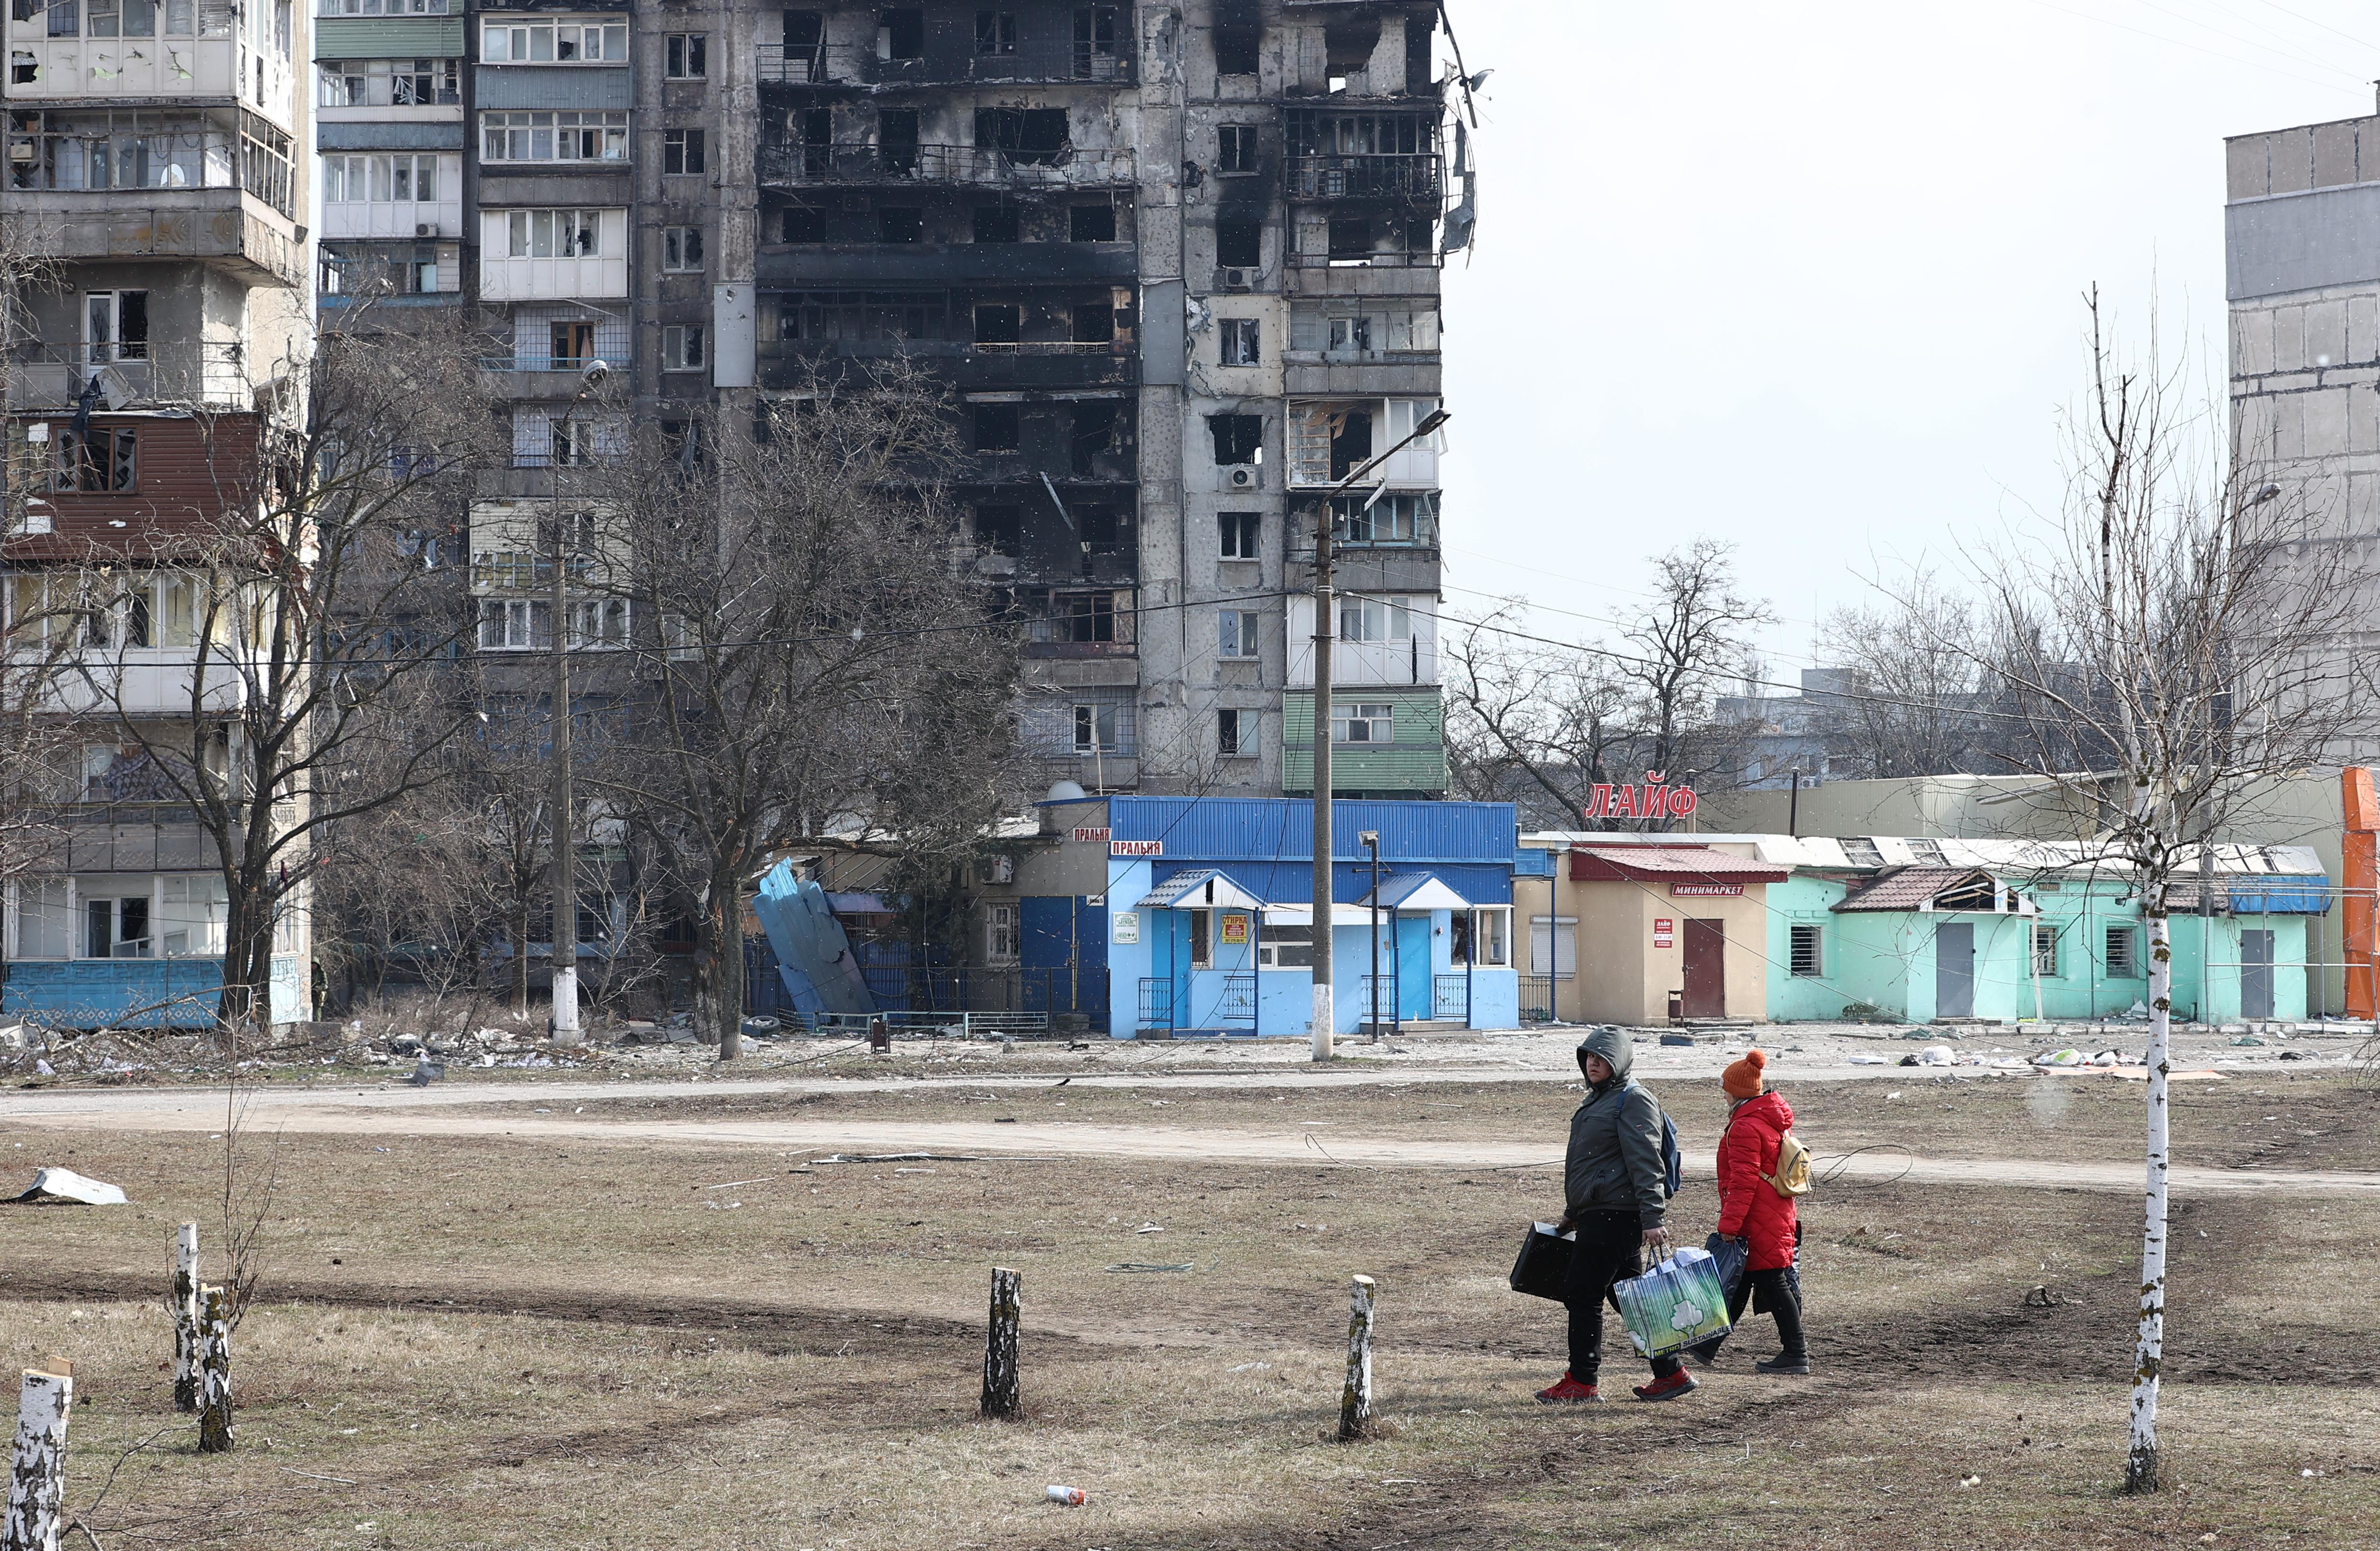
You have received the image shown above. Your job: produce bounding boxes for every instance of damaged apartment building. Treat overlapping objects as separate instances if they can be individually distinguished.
[315,0,1466,803]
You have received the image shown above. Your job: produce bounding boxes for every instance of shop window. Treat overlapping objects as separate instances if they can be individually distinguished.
[1258,923,1310,968]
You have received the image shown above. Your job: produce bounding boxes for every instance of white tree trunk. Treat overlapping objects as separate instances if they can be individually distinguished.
[171,1223,200,1413]
[980,1266,1020,1420]
[1336,1274,1376,1442]
[197,1286,234,1455]
[2,1366,73,1551]
[2127,901,2172,1492]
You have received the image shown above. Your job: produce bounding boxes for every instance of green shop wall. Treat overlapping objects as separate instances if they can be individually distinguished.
[1281,690,1446,795]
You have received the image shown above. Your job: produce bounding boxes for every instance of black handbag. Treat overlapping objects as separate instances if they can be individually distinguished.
[1509,1222,1574,1301]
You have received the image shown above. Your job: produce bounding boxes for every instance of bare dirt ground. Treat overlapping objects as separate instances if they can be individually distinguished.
[3,1063,2376,1548]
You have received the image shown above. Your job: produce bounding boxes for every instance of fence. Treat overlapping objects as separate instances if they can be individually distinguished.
[1433,973,1469,1023]
[746,940,1107,1033]
[1136,973,1255,1035]
[1518,975,1559,1023]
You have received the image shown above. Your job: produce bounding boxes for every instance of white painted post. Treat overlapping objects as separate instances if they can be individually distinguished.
[171,1223,200,1413]
[1336,1275,1376,1442]
[981,1266,1021,1419]
[2,1363,74,1551]
[197,1286,233,1454]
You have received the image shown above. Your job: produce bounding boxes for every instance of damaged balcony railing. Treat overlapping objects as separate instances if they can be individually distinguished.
[757,140,1135,188]
[755,38,1133,86]
[1284,153,1443,202]
[4,342,251,411]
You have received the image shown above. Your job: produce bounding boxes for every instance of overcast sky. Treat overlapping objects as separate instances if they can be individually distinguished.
[1437,0,2380,680]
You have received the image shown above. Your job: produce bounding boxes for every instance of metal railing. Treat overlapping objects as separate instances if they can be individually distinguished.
[755,43,1133,86]
[757,140,1136,188]
[1518,975,1558,1023]
[1287,249,1442,270]
[1359,974,1395,1025]
[1285,154,1443,202]
[1138,976,1172,1030]
[4,342,251,411]
[1433,973,1469,1023]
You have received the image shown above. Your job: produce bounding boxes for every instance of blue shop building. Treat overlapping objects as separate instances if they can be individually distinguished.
[1036,794,1520,1039]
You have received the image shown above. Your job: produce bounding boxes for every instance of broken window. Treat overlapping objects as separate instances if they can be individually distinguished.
[1218,608,1259,659]
[1328,216,1374,261]
[1218,708,1245,757]
[1069,202,1115,241]
[1216,124,1257,173]
[84,290,148,362]
[877,107,919,173]
[663,127,706,175]
[975,106,1069,166]
[973,303,1022,346]
[877,206,922,243]
[975,503,1021,555]
[1213,23,1258,75]
[782,9,825,79]
[1405,17,1431,93]
[1072,6,1118,78]
[665,32,706,77]
[1071,301,1115,345]
[878,7,922,61]
[1334,491,1435,545]
[975,9,1015,54]
[779,290,948,342]
[972,205,1020,243]
[1055,590,1116,643]
[1070,401,1120,473]
[1218,511,1259,560]
[53,427,136,491]
[662,226,705,271]
[1220,317,1259,365]
[972,402,1020,452]
[1208,413,1261,466]
[1215,219,1261,269]
[782,204,826,242]
[1328,410,1373,482]
[1323,19,1379,89]
[1078,505,1120,554]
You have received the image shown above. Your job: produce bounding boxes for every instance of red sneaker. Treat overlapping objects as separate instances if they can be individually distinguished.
[1534,1373,1601,1404]
[1632,1369,1699,1403]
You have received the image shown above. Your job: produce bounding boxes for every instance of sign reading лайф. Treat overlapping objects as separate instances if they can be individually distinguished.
[1581,771,1699,822]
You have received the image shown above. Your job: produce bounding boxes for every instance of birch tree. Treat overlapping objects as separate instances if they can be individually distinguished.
[1915,292,2379,1491]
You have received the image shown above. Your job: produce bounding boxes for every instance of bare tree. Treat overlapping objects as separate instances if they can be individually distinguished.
[1909,292,2380,1491]
[590,361,1021,1057]
[1812,576,2000,778]
[1445,543,1772,825]
[57,307,501,1033]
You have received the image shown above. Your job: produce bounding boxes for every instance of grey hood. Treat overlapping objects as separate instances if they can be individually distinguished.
[1576,1025,1634,1086]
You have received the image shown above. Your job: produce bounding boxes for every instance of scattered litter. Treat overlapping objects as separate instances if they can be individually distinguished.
[2036,1049,2083,1067]
[807,1153,981,1165]
[407,1059,445,1087]
[1658,1034,1695,1047]
[15,1167,127,1206]
[1134,1222,1164,1234]
[1885,1091,1902,1101]
[1227,1361,1272,1372]
[703,1200,742,1210]
[1105,1262,1194,1273]
[701,1178,769,1191]
[34,1060,54,1076]
[2231,1035,2266,1047]
[1958,1474,1980,1489]
[1045,1485,1088,1506]
[1847,1054,1888,1066]
[1918,1045,1958,1066]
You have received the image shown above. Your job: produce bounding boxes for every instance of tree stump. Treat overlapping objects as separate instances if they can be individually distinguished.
[171,1224,200,1414]
[1337,1275,1377,1442]
[197,1287,234,1455]
[980,1266,1020,1419]
[2,1363,73,1551]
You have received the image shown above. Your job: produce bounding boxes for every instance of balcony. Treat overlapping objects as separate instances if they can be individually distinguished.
[756,241,1135,288]
[5,342,252,412]
[755,41,1133,89]
[478,354,613,401]
[758,140,1135,189]
[1284,154,1443,202]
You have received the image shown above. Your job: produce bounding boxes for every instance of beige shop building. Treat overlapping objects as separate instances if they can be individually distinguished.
[1521,843,1786,1025]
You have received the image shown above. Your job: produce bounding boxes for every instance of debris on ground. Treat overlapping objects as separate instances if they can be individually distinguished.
[15,1167,128,1205]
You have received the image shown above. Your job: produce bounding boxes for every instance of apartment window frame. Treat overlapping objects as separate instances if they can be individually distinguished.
[973,8,1015,55]
[664,31,708,78]
[477,596,552,651]
[83,289,148,362]
[661,225,704,272]
[662,126,707,176]
[52,426,136,492]
[1219,316,1260,366]
[479,16,626,63]
[1217,607,1259,660]
[323,151,442,202]
[660,323,706,372]
[1216,124,1257,174]
[317,56,459,107]
[2033,923,2060,978]
[480,110,627,164]
[1207,412,1262,466]
[1217,707,1251,758]
[1071,699,1122,754]
[1218,510,1260,560]
[1789,921,1824,978]
[971,401,1021,452]
[1331,700,1393,745]
[505,208,605,258]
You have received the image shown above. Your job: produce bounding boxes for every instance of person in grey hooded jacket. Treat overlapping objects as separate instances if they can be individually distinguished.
[1535,1025,1697,1404]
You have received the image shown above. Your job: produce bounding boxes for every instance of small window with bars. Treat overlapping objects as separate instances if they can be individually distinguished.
[2033,924,2059,977]
[2105,924,2140,978]
[1789,922,1823,978]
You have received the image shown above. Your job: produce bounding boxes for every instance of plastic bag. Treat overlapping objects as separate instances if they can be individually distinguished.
[1614,1245,1733,1358]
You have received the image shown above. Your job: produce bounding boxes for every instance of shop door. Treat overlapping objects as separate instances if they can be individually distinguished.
[1681,919,1726,1017]
[2241,929,2275,1019]
[1935,922,1975,1017]
[1396,914,1431,1020]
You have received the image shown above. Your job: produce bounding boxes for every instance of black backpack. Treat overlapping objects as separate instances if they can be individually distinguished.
[1660,1110,1683,1200]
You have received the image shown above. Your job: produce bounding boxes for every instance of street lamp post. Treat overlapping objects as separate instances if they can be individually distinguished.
[548,359,609,1048]
[1308,408,1449,1062]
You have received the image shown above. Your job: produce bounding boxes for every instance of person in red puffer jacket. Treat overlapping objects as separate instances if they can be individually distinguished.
[1710,1049,1809,1374]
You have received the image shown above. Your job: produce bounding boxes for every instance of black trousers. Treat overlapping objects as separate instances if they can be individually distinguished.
[1724,1267,1807,1357]
[1559,1209,1682,1384]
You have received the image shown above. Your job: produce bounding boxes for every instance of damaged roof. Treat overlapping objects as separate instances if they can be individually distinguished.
[1831,867,2004,913]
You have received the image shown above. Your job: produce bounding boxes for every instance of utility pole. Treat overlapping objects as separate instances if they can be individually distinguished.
[549,361,608,1048]
[1308,409,1449,1062]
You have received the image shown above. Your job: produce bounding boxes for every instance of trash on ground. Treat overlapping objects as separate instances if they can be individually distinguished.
[1658,1033,1695,1047]
[1105,1262,1194,1273]
[1045,1485,1088,1506]
[1227,1361,1272,1372]
[2035,1048,2083,1066]
[807,1152,982,1165]
[15,1167,128,1205]
[407,1059,445,1086]
[1134,1221,1164,1234]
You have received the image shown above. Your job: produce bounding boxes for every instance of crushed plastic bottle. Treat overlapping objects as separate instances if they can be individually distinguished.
[1045,1485,1088,1506]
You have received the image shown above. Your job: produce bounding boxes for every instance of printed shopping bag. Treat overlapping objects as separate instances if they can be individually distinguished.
[1683,1233,1748,1360]
[1614,1245,1733,1358]
[1508,1222,1574,1302]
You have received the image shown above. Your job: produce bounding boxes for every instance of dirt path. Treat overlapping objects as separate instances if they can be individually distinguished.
[4,1092,2373,1194]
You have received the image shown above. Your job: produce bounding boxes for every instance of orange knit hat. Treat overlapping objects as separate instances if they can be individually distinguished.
[1722,1048,1768,1100]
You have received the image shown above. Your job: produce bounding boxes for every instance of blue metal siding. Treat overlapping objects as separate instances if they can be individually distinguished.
[3,959,223,1028]
[1105,796,1518,867]
[1152,860,1510,907]
[475,65,632,110]
[2231,875,2330,914]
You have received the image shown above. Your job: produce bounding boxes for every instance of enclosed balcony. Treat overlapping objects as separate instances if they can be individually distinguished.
[756,9,1133,89]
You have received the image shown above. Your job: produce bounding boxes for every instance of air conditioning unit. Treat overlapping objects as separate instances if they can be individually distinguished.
[1219,267,1252,291]
[1223,464,1259,490]
[414,222,438,238]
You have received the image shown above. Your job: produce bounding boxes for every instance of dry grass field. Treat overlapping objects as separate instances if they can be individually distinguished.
[3,1066,2374,1549]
